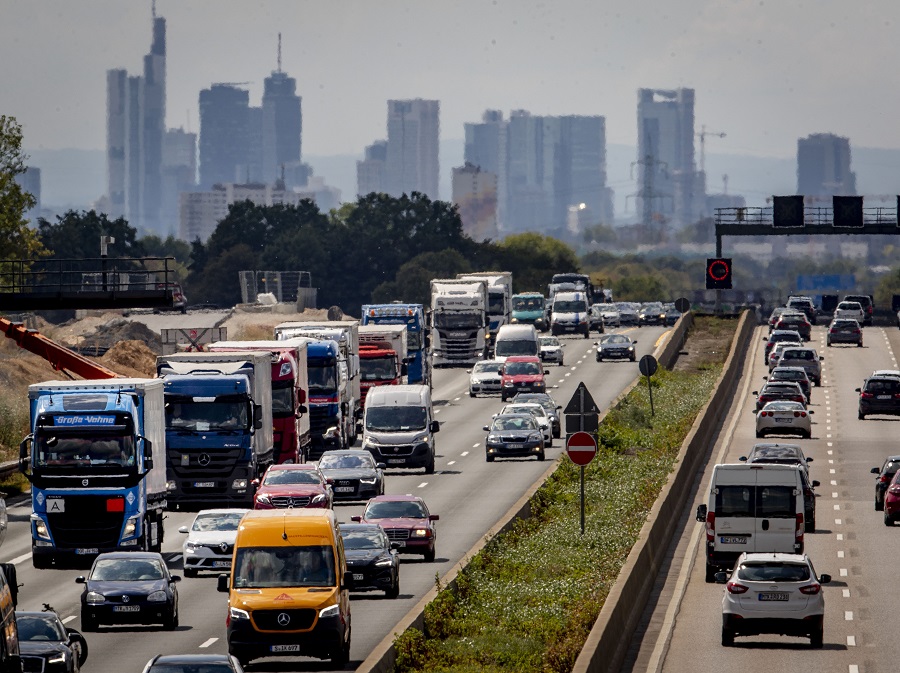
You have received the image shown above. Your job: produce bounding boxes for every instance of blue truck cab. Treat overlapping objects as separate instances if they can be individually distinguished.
[361,303,430,386]
[304,339,345,459]
[20,378,167,568]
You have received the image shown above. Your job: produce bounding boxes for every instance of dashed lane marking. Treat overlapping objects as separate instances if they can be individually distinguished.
[8,553,31,565]
[417,482,428,488]
[61,616,76,624]
[200,638,218,648]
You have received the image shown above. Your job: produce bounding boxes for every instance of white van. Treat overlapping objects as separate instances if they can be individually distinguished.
[493,324,539,363]
[695,463,805,582]
[361,385,439,474]
[550,291,590,338]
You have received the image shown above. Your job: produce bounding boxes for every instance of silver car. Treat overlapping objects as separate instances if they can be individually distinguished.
[179,508,249,577]
[468,359,503,397]
[539,336,565,365]
[599,305,621,327]
[754,400,813,439]
[776,347,823,386]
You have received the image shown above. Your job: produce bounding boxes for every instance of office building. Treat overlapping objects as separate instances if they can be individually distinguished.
[357,141,388,197]
[199,84,252,188]
[797,133,856,197]
[161,128,197,236]
[261,49,302,184]
[14,167,41,224]
[385,99,440,199]
[451,163,499,241]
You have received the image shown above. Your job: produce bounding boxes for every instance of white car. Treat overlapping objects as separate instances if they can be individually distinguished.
[599,305,621,327]
[539,336,564,365]
[468,359,503,397]
[833,300,865,323]
[499,402,553,446]
[754,401,813,439]
[717,552,830,647]
[767,340,803,371]
[179,508,249,577]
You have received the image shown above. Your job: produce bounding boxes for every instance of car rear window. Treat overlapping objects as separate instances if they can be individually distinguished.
[865,378,900,394]
[716,486,753,517]
[758,486,796,517]
[737,562,811,582]
[782,350,814,360]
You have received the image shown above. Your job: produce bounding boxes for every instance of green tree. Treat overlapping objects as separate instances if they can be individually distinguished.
[497,233,580,293]
[0,115,44,260]
[371,250,473,305]
[37,210,145,259]
[139,234,192,282]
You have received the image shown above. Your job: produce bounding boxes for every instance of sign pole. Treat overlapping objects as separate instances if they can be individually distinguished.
[580,386,585,535]
[580,466,585,535]
[647,374,654,416]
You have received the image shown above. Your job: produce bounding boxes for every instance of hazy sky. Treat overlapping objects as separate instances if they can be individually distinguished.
[4,0,900,160]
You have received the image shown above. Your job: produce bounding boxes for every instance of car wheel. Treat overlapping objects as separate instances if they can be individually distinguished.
[721,626,734,647]
[80,613,97,632]
[386,575,400,599]
[164,606,179,630]
[331,640,350,667]
[424,547,436,563]
[859,411,866,420]
[424,456,435,475]
[826,340,832,347]
[810,625,824,649]
[705,564,717,583]
[469,391,476,398]
[486,454,494,462]
[630,355,636,362]
[858,341,863,347]
[537,450,546,461]
[885,511,894,526]
[805,516,815,533]
[596,355,602,362]
[876,495,884,512]
[183,567,198,578]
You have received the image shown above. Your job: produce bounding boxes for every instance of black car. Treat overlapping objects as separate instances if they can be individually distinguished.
[16,610,88,673]
[774,313,811,340]
[511,392,562,438]
[340,523,400,598]
[843,294,874,325]
[766,366,812,403]
[317,449,385,500]
[826,318,863,347]
[141,653,244,673]
[871,456,900,511]
[596,334,637,361]
[752,382,806,411]
[483,413,545,462]
[856,374,900,419]
[786,296,818,325]
[76,552,180,631]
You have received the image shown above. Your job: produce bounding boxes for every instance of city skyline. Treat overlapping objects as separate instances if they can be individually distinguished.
[6,0,900,165]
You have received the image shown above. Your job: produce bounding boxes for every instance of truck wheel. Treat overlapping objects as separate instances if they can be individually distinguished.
[705,564,717,583]
[32,555,52,570]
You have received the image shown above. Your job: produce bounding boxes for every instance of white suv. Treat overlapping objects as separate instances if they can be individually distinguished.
[716,552,831,648]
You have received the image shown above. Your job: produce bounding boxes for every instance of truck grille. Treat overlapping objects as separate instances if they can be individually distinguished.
[438,330,479,360]
[309,407,335,435]
[383,528,410,541]
[47,495,125,548]
[167,447,244,477]
[270,496,312,508]
[253,608,316,631]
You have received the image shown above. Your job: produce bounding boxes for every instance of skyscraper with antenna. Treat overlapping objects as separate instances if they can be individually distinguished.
[261,33,302,185]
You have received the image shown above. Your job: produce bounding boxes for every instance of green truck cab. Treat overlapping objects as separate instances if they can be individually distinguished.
[511,293,548,332]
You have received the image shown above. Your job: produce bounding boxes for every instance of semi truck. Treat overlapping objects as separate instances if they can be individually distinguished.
[358,324,408,405]
[511,292,549,332]
[548,273,594,305]
[430,278,489,367]
[457,272,513,349]
[274,321,361,456]
[360,303,430,385]
[156,351,274,507]
[206,339,312,464]
[20,378,167,568]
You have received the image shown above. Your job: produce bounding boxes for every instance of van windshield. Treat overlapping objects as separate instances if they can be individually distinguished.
[233,545,335,588]
[495,340,537,357]
[365,406,427,432]
[553,301,586,313]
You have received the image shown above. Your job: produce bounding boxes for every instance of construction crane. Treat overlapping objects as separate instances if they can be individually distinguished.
[0,318,120,379]
[696,125,726,174]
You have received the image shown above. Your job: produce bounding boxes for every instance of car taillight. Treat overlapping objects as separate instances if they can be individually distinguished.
[799,411,807,417]
[799,583,821,595]
[854,329,861,334]
[860,392,874,399]
[880,475,892,483]
[726,581,749,594]
[796,513,804,541]
[829,329,836,333]
[706,511,715,543]
[794,411,800,417]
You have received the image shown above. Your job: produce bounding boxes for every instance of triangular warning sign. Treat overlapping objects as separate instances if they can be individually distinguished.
[274,593,293,601]
[564,382,599,415]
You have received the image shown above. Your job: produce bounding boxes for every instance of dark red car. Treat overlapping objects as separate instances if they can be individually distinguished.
[752,382,806,411]
[252,463,333,510]
[351,495,439,562]
[500,355,546,402]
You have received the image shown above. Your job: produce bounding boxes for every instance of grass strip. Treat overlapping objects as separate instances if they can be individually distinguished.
[393,320,734,673]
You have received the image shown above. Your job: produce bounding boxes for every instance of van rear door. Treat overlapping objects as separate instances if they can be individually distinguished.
[713,481,756,556]
[754,467,802,552]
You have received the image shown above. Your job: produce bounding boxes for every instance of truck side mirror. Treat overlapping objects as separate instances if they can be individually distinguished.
[143,454,154,471]
[430,420,440,433]
[296,405,308,416]
[254,404,263,430]
[217,574,230,593]
[401,363,408,376]
[695,504,707,521]
[18,435,31,475]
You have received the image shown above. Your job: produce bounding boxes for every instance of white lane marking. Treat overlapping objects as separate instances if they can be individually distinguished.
[435,409,441,414]
[843,589,851,598]
[417,482,428,488]
[453,397,461,402]
[472,444,480,449]
[832,492,839,498]
[831,480,837,486]
[827,450,833,455]
[830,469,836,474]
[847,636,856,647]
[447,461,456,466]
[834,504,841,510]
[829,459,834,464]
[199,638,218,648]
[836,533,843,540]
[61,616,76,624]
[835,518,842,525]
[461,451,469,457]
[838,551,845,558]
[827,443,833,448]
[565,372,572,377]
[840,568,848,576]
[9,553,31,565]
[850,663,860,672]
[845,611,853,621]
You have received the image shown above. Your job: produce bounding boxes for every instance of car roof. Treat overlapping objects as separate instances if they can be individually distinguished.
[494,412,538,420]
[505,355,541,363]
[770,330,802,337]
[738,552,809,563]
[15,611,61,620]
[320,449,374,457]
[193,508,250,517]
[771,366,808,375]
[339,523,385,534]
[266,463,318,471]
[367,494,424,503]
[149,654,234,664]
[95,551,164,560]
[871,370,900,378]
[750,443,804,455]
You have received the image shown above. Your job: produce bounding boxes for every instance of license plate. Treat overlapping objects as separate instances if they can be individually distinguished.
[270,644,302,653]
[212,561,230,567]
[46,497,65,513]
[720,536,747,544]
[387,459,405,464]
[194,481,215,488]
[878,395,891,400]
[113,605,140,612]
[759,592,790,601]
[75,548,99,555]
[335,486,355,492]
[505,443,524,449]
[352,573,364,581]
[775,418,792,423]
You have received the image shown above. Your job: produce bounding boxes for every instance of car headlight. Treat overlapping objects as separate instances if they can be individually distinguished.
[628,346,634,351]
[319,604,340,618]
[123,516,139,538]
[47,653,67,664]
[503,382,514,387]
[86,591,105,605]
[33,516,50,541]
[359,477,377,485]
[412,528,429,538]
[375,558,394,567]
[147,590,168,603]
[229,607,250,620]
[255,494,271,505]
[529,433,542,442]
[311,493,326,504]
[363,436,381,447]
[184,540,199,552]
[487,434,500,442]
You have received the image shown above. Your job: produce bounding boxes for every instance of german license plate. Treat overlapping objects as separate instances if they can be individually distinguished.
[387,459,405,464]
[213,561,230,567]
[759,592,789,601]
[775,418,792,423]
[878,395,891,400]
[720,536,747,544]
[353,573,364,581]
[270,644,302,653]
[113,605,140,612]
[194,481,215,488]
[506,443,524,449]
[335,486,355,492]
[75,548,99,555]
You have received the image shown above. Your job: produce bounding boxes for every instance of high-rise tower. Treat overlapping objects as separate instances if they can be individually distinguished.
[385,99,440,199]
[261,34,302,184]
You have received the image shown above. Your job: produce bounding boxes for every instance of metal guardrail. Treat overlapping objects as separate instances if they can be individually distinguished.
[0,461,19,482]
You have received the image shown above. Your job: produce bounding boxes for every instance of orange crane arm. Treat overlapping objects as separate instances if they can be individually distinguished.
[0,318,120,379]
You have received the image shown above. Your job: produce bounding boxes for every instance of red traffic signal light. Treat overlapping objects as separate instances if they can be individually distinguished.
[706,258,732,289]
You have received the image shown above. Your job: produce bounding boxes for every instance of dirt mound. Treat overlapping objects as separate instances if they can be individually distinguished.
[99,340,158,378]
[63,318,162,353]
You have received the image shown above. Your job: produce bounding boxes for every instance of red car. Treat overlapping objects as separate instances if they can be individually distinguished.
[350,495,439,562]
[500,355,546,402]
[884,470,900,525]
[253,464,333,510]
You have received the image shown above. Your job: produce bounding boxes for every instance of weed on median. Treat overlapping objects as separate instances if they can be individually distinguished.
[393,318,735,673]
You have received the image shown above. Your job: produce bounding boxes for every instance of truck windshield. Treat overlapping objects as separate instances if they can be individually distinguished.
[434,313,480,330]
[554,301,587,313]
[487,293,505,314]
[361,356,396,380]
[495,340,537,357]
[406,330,422,351]
[166,400,248,431]
[34,432,136,468]
[233,545,335,588]
[365,406,427,432]
[513,297,543,311]
[271,381,294,416]
[308,364,338,392]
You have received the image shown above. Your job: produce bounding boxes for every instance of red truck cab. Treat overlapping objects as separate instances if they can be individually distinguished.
[359,344,401,406]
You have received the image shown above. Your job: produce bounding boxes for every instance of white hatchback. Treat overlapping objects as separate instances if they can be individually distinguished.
[717,552,830,647]
[179,508,249,577]
[833,300,865,323]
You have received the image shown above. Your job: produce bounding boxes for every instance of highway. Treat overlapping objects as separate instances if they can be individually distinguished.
[627,323,900,673]
[7,325,670,672]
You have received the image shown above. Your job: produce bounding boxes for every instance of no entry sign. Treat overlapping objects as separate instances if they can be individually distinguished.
[566,431,597,466]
